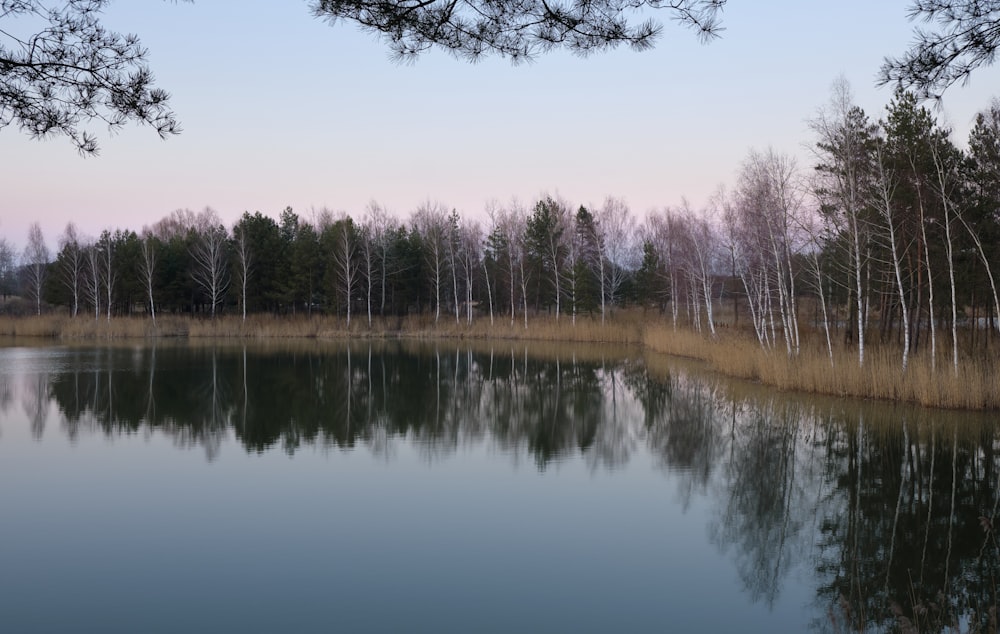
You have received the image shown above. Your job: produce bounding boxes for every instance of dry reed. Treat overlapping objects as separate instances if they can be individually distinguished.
[643,323,1000,410]
[0,312,643,343]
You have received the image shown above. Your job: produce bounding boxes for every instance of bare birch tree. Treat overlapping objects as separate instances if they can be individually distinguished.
[871,139,912,371]
[58,222,83,317]
[812,79,876,367]
[800,212,835,366]
[190,209,230,318]
[83,241,101,320]
[647,208,684,330]
[482,203,500,326]
[677,202,717,337]
[332,216,358,326]
[97,230,115,321]
[931,141,967,375]
[513,203,531,329]
[733,151,805,353]
[721,192,772,347]
[232,223,251,322]
[459,220,482,325]
[916,168,939,372]
[412,201,450,323]
[595,196,638,322]
[447,209,462,324]
[495,203,527,327]
[564,207,586,326]
[22,222,49,316]
[139,231,157,324]
[359,214,377,327]
[363,201,396,319]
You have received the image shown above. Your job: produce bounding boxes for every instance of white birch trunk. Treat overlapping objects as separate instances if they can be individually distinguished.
[918,200,937,373]
[852,215,865,367]
[874,150,910,371]
[482,258,494,326]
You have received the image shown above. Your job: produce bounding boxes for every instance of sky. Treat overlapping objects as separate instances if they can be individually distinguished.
[4,0,1000,252]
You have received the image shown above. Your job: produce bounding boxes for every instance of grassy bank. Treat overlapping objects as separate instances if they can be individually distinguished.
[642,324,1000,410]
[2,312,997,410]
[0,313,645,343]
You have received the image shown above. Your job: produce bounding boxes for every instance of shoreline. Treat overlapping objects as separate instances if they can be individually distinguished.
[1,313,996,411]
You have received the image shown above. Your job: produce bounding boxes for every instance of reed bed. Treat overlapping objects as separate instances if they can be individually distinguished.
[177,313,644,343]
[0,312,643,343]
[0,315,65,337]
[390,312,644,344]
[0,315,191,339]
[643,323,1000,410]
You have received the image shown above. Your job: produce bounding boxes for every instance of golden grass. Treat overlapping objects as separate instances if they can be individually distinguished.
[0,311,643,343]
[0,315,191,339]
[643,323,1000,410]
[384,312,644,344]
[3,310,999,410]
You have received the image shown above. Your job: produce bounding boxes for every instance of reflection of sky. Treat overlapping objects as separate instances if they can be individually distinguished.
[5,1,1000,252]
[0,346,825,632]
[0,424,813,632]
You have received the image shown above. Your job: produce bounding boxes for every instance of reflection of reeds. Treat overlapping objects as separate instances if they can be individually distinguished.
[830,585,996,634]
[826,561,995,633]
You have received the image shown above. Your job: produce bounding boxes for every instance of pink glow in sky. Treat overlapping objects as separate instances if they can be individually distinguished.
[4,1,1000,251]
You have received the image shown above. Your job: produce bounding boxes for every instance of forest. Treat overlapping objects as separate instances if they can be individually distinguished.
[4,85,1000,378]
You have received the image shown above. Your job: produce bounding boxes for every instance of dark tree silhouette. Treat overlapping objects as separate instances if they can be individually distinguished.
[311,0,725,62]
[882,0,1000,98]
[0,0,182,154]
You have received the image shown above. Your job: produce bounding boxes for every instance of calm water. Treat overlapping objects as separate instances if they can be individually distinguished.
[0,340,997,633]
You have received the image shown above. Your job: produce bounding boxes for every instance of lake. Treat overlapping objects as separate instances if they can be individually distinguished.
[0,339,996,633]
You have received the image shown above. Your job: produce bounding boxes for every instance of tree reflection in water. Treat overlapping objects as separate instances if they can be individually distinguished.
[8,341,1000,630]
[816,410,1000,632]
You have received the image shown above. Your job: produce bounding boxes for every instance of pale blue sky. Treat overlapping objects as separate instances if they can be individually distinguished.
[4,0,1000,250]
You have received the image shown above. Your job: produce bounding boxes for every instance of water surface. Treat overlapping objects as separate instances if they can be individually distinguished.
[0,340,996,633]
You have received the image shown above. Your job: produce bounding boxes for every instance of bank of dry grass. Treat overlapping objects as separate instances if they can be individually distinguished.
[0,312,644,343]
[642,323,1000,410]
[3,312,998,410]
[385,312,644,343]
[0,315,192,339]
[185,312,645,344]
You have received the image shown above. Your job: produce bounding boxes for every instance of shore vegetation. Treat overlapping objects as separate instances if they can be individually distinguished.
[2,308,998,410]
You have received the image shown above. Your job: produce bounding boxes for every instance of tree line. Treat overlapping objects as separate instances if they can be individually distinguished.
[2,196,649,328]
[5,84,1000,369]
